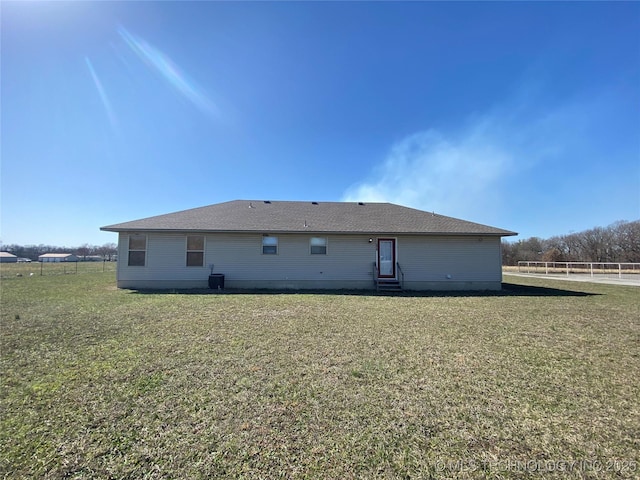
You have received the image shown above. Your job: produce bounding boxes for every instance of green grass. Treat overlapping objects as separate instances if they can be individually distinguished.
[1,273,638,478]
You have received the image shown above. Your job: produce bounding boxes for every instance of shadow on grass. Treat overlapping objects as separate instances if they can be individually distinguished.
[129,282,598,298]
[499,282,598,297]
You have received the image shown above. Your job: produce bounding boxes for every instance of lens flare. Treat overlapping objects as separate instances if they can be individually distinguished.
[117,25,217,117]
[85,57,118,130]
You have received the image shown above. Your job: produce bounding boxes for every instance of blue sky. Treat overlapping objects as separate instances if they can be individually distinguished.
[2,1,639,246]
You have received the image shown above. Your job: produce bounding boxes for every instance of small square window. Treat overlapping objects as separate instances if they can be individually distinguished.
[128,234,146,267]
[310,237,327,255]
[186,235,205,267]
[262,236,278,255]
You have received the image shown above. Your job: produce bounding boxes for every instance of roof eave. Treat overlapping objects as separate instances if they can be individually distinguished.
[100,226,517,236]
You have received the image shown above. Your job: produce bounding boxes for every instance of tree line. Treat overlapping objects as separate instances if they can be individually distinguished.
[1,243,118,261]
[502,220,640,265]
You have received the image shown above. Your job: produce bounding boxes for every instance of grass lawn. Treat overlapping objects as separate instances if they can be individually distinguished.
[1,273,638,478]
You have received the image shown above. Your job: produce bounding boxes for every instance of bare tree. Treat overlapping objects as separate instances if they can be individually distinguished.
[97,243,118,261]
[76,244,93,261]
[502,219,640,265]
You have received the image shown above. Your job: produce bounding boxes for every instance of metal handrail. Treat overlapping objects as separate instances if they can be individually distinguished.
[396,262,405,289]
[372,262,378,289]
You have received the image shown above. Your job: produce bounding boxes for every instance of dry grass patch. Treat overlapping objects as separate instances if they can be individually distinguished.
[1,273,638,478]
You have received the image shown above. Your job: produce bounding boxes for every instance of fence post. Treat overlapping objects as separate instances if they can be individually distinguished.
[619,263,622,279]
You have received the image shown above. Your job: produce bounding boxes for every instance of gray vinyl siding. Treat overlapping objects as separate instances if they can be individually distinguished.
[207,234,375,282]
[398,235,502,283]
[117,233,377,286]
[116,232,502,289]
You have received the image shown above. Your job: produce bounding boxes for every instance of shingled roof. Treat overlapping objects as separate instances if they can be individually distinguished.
[101,200,517,236]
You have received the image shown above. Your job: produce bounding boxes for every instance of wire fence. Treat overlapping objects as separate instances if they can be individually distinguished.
[515,261,640,283]
[0,261,117,279]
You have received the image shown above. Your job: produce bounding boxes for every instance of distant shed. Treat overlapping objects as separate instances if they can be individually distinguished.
[0,252,18,263]
[38,253,79,263]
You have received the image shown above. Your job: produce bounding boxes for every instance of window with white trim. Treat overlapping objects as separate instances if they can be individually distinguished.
[186,235,205,267]
[128,234,146,266]
[262,236,278,254]
[310,237,327,255]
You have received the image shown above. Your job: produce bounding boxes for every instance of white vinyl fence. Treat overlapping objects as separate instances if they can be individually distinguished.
[517,261,640,283]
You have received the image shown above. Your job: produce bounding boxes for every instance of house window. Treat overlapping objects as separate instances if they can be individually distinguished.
[128,234,146,266]
[262,236,278,255]
[186,235,205,267]
[310,237,327,255]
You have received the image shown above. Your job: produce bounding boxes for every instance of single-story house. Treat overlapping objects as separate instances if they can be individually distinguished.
[0,252,18,263]
[101,200,517,291]
[101,200,516,290]
[38,253,79,263]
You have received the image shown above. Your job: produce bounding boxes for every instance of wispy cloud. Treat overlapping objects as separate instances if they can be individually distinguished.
[85,57,118,131]
[342,89,600,222]
[117,25,218,117]
[343,118,515,219]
